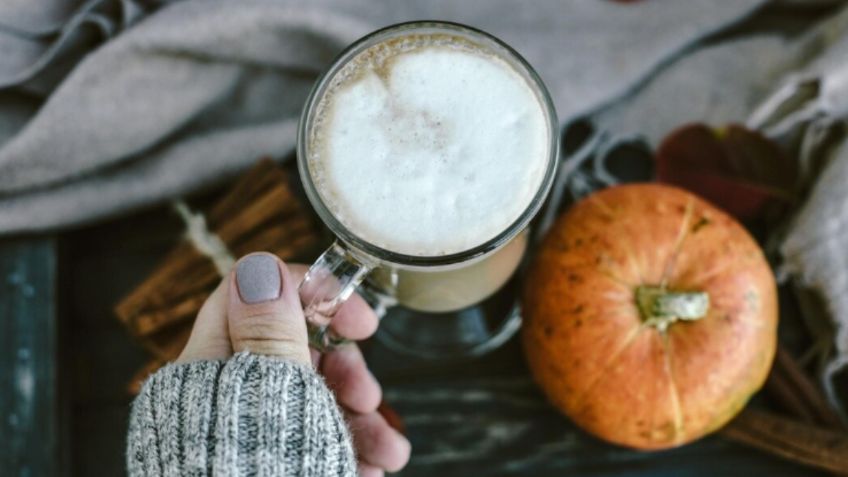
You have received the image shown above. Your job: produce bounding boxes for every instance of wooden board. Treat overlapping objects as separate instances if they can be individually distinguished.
[56,204,828,476]
[0,186,832,475]
[365,341,827,477]
[0,237,63,476]
[60,206,177,475]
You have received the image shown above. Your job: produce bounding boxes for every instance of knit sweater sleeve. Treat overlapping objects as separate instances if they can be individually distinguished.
[126,352,357,477]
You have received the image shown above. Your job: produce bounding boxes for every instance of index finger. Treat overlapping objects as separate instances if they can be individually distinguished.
[288,263,380,341]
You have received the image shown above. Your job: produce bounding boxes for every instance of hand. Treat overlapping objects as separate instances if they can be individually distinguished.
[177,252,410,476]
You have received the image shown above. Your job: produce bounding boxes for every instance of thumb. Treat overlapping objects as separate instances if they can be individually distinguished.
[228,252,311,366]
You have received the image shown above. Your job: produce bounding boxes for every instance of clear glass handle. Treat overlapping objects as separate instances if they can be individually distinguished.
[299,241,373,351]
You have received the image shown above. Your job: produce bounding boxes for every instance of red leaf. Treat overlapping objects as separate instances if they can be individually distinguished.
[656,123,796,220]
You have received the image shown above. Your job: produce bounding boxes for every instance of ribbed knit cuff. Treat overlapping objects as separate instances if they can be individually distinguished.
[127,352,356,477]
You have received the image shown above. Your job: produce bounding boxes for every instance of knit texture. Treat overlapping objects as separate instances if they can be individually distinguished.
[127,352,356,476]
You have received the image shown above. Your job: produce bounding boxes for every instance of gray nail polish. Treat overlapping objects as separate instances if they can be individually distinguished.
[236,254,282,304]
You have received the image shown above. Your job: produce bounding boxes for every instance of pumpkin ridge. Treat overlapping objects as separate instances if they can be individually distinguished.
[661,332,685,443]
[589,195,645,286]
[572,322,648,411]
[588,194,617,218]
[565,263,633,289]
[659,197,695,289]
[679,259,737,288]
[597,269,633,289]
[620,239,647,285]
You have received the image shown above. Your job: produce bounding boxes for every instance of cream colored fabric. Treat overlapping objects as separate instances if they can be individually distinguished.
[0,0,765,234]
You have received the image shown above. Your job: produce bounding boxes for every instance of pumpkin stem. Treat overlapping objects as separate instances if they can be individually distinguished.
[635,286,709,332]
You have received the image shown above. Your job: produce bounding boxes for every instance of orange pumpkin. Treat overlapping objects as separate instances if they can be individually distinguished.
[523,183,777,450]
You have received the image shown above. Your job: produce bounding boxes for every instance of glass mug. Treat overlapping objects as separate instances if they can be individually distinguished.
[297,21,559,352]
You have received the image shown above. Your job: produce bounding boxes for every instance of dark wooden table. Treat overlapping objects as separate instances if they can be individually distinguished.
[0,203,825,476]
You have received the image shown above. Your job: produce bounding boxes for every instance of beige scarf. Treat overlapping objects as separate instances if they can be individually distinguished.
[749,8,848,417]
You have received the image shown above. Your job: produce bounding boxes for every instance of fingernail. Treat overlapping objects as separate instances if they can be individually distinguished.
[236,254,282,304]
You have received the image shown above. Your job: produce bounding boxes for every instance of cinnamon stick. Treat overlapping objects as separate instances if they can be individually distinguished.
[127,229,321,336]
[765,345,846,430]
[152,181,302,302]
[116,169,317,326]
[116,159,322,395]
[132,261,219,320]
[723,408,848,474]
[207,159,285,227]
[131,291,210,337]
[215,184,300,244]
[115,244,206,324]
[230,217,316,257]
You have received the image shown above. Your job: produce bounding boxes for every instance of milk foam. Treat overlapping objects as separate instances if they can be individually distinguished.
[309,34,549,256]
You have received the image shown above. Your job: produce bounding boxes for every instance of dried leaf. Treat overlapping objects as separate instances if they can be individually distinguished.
[656,123,797,219]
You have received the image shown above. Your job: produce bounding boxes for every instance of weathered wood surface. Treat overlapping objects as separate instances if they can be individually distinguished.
[63,207,177,475]
[1,198,821,476]
[0,237,62,476]
[366,341,825,477]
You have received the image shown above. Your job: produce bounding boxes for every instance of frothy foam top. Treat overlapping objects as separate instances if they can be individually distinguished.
[308,33,550,256]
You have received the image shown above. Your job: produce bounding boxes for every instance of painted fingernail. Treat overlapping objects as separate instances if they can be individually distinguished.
[236,254,282,304]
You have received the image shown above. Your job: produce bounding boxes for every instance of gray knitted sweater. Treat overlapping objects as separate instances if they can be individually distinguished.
[127,352,357,476]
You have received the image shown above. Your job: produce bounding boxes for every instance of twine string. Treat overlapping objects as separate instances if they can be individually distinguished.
[171,200,235,277]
